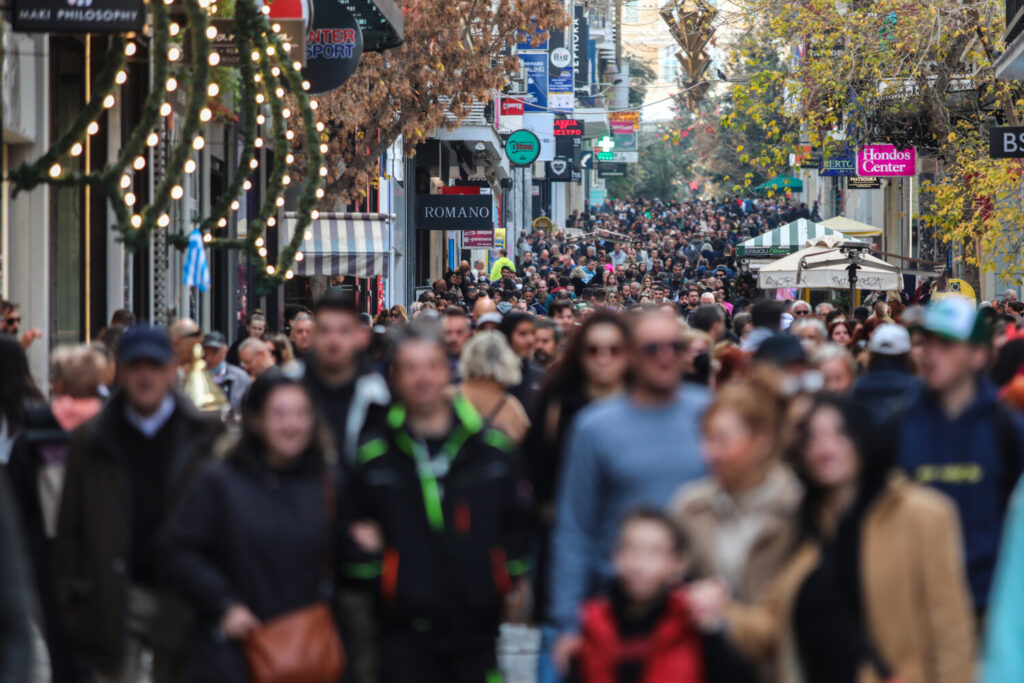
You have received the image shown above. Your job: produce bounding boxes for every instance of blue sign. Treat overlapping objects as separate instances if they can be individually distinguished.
[819,152,856,176]
[580,151,594,169]
[517,21,548,51]
[521,51,548,112]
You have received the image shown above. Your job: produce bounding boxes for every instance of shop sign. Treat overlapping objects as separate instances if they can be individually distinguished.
[857,145,916,177]
[303,0,363,94]
[464,230,494,248]
[505,129,541,166]
[417,195,493,231]
[819,153,856,176]
[848,176,882,189]
[554,119,583,137]
[989,127,1024,158]
[13,0,144,33]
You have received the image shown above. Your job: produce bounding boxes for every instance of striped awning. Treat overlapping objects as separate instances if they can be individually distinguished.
[283,212,392,278]
[736,219,842,258]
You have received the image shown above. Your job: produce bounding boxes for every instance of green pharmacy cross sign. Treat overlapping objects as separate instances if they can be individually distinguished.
[505,129,541,166]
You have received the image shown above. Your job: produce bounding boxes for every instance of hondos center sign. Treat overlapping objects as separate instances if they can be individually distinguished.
[417,195,493,231]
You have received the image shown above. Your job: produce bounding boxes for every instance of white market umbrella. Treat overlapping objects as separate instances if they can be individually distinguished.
[819,216,884,238]
[758,236,901,292]
[737,219,842,258]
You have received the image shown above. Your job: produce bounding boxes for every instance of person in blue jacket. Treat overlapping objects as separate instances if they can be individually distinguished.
[897,298,1024,614]
[983,479,1024,682]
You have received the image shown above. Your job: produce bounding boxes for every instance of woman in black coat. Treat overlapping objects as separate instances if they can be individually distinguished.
[162,369,341,682]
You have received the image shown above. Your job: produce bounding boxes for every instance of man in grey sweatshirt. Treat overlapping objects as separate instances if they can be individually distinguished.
[544,312,710,678]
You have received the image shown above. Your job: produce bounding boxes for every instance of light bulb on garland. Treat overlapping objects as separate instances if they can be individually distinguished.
[157,214,170,228]
[70,143,83,157]
[184,159,197,174]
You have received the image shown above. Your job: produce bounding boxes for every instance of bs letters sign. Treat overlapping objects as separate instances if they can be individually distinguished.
[989,127,1024,159]
[418,195,493,231]
[303,0,363,94]
[506,129,541,166]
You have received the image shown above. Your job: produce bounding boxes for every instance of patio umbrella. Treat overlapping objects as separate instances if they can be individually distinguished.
[819,216,883,237]
[736,219,840,258]
[751,175,804,193]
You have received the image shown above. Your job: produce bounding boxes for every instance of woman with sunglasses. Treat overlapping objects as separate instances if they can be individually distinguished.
[690,398,974,683]
[522,312,631,622]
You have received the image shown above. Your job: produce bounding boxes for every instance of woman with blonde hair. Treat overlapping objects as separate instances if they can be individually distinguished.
[456,331,531,443]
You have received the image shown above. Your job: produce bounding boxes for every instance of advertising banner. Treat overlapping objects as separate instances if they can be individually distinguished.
[819,152,856,176]
[497,97,524,134]
[548,47,574,113]
[609,111,639,156]
[573,5,590,92]
[521,52,548,113]
[464,231,494,247]
[12,0,144,32]
[857,145,916,177]
[304,1,363,94]
[524,113,555,161]
[417,195,493,231]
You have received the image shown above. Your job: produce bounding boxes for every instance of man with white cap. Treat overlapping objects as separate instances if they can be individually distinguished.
[896,297,1024,615]
[851,323,922,422]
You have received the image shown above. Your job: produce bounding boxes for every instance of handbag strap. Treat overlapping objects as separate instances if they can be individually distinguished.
[320,467,337,585]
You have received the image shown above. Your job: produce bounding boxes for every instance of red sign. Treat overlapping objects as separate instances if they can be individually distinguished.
[553,119,583,137]
[265,0,310,20]
[464,230,494,248]
[500,98,525,117]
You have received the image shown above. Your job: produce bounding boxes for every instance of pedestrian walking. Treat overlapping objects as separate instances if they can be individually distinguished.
[455,331,531,443]
[344,325,532,683]
[54,326,224,683]
[546,311,709,680]
[162,370,343,682]
[0,334,45,465]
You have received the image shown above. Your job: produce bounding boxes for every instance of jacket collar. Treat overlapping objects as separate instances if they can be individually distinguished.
[386,393,484,459]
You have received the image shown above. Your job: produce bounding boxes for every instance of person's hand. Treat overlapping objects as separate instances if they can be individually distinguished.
[349,521,383,554]
[220,604,261,640]
[686,579,729,632]
[552,633,582,675]
[19,328,41,349]
[504,578,532,623]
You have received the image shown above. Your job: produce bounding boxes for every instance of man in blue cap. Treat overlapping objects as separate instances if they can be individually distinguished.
[897,297,1024,615]
[55,326,223,683]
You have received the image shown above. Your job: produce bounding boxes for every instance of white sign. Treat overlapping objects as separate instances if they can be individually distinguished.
[550,47,571,68]
[523,113,555,161]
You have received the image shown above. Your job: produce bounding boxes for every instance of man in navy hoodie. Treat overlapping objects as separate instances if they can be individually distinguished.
[898,297,1024,614]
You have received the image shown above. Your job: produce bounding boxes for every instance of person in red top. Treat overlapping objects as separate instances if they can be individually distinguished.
[577,508,753,683]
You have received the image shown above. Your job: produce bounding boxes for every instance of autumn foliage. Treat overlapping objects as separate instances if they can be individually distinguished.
[292,0,567,205]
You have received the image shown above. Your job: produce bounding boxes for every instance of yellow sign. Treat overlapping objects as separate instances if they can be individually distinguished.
[932,279,977,303]
[532,216,554,232]
[495,228,506,249]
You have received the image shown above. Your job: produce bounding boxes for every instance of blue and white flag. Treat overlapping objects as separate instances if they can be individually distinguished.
[183,228,210,292]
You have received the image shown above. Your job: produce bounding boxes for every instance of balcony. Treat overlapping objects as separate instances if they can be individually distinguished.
[996,0,1024,79]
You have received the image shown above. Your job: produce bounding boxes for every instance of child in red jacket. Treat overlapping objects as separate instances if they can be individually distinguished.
[576,508,753,683]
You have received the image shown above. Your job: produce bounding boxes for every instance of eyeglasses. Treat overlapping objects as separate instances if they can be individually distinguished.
[586,344,624,358]
[793,309,811,316]
[639,340,685,357]
[4,317,20,324]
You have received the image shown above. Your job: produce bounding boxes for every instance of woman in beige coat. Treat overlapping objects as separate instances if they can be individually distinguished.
[691,397,975,683]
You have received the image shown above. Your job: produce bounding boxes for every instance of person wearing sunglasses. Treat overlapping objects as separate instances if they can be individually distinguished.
[2,301,42,350]
[791,301,812,318]
[546,311,710,679]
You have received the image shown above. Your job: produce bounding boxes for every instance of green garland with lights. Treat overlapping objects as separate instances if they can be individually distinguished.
[8,0,325,293]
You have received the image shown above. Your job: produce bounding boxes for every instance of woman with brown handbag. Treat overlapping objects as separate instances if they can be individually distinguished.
[162,369,344,682]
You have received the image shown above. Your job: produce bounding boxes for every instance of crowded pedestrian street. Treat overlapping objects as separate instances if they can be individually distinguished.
[4,0,1024,682]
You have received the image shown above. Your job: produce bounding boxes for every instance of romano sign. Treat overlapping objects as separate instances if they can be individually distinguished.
[417,195,493,231]
[13,0,144,32]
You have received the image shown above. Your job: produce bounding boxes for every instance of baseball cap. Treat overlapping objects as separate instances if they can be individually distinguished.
[118,326,173,365]
[476,312,503,327]
[202,331,227,348]
[869,324,911,356]
[920,297,985,343]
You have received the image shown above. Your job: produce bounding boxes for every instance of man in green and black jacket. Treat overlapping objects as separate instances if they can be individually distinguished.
[343,325,532,683]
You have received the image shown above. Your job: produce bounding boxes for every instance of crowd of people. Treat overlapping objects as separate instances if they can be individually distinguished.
[1,196,1024,683]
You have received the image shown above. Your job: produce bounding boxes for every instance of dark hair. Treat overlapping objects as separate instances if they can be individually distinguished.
[314,291,359,317]
[853,306,871,325]
[750,299,784,329]
[618,506,687,555]
[548,300,576,319]
[993,339,1024,388]
[236,368,331,466]
[539,310,630,399]
[691,304,724,333]
[110,309,135,327]
[444,305,469,319]
[0,336,44,434]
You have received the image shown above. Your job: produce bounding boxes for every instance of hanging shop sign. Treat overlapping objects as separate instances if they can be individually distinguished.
[554,118,584,137]
[303,0,364,94]
[12,0,144,32]
[848,176,882,189]
[418,195,493,231]
[597,162,627,178]
[464,230,495,248]
[521,52,549,113]
[547,157,573,181]
[856,145,916,177]
[548,47,574,113]
[989,127,1024,158]
[819,152,857,176]
[506,129,542,166]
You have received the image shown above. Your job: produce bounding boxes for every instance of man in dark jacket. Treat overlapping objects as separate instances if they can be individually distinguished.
[303,292,390,467]
[852,323,922,423]
[897,298,1024,613]
[54,326,223,683]
[344,325,532,683]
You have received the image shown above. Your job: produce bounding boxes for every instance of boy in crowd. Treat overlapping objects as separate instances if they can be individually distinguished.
[576,509,752,683]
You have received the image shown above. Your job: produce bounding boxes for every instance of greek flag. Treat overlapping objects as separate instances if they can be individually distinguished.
[183,229,210,292]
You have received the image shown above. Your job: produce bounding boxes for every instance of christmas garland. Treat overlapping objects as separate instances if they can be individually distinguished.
[8,0,324,293]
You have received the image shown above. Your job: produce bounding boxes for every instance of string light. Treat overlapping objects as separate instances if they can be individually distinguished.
[249,159,259,170]
[275,196,285,207]
[254,137,264,148]
[199,108,212,122]
[255,237,264,247]
[281,108,290,119]
[267,216,276,227]
[311,209,320,219]
[257,114,266,125]
[125,42,138,56]
[170,185,184,199]
[168,46,181,61]
[70,142,83,157]
[120,174,132,189]
[160,102,172,116]
[217,217,227,227]
[115,70,128,84]
[295,251,304,261]
[205,25,218,39]
[286,153,294,164]
[124,192,137,206]
[166,77,178,92]
[203,232,212,243]
[146,132,159,147]
[103,94,116,108]
[242,179,252,190]
[133,156,146,170]
[304,230,313,240]
[259,247,268,257]
[169,22,180,36]
[157,213,170,227]
[192,136,206,150]
[207,83,219,97]
[87,121,100,135]
[49,164,62,178]
[285,270,294,280]
[231,199,240,210]
[184,159,197,173]
[131,215,142,228]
